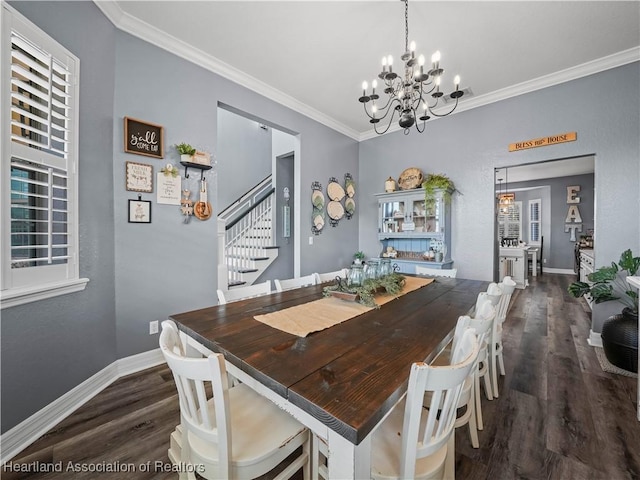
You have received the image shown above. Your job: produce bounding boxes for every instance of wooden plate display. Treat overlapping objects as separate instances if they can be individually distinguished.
[345,173,356,198]
[327,180,346,201]
[312,190,325,209]
[313,213,325,231]
[311,181,324,235]
[398,167,424,190]
[327,201,345,221]
[345,197,355,219]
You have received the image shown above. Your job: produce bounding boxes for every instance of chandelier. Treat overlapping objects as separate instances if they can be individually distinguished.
[359,0,464,135]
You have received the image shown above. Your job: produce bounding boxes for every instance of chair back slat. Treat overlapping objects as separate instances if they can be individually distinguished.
[159,321,232,479]
[399,329,479,479]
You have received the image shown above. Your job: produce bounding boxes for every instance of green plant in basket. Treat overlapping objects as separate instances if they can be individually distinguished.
[175,142,196,156]
[422,173,455,211]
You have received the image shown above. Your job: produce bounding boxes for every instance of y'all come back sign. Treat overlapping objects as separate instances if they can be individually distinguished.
[509,132,577,152]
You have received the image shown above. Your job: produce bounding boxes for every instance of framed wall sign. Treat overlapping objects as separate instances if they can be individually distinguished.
[124,117,164,159]
[126,161,153,193]
[128,198,151,223]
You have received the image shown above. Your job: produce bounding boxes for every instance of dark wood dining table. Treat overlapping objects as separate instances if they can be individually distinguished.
[170,276,488,478]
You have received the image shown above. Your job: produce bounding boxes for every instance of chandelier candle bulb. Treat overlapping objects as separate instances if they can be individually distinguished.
[454,75,460,89]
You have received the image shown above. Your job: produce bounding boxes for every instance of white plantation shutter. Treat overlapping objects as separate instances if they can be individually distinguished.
[2,5,85,305]
[529,199,541,244]
[10,31,71,159]
[498,201,522,242]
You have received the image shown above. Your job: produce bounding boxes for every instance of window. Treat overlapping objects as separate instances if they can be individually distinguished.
[1,4,87,308]
[528,199,541,245]
[498,201,522,242]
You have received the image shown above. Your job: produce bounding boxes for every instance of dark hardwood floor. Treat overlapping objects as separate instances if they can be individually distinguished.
[4,274,639,479]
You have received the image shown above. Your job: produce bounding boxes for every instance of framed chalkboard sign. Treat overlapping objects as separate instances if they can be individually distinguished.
[124,117,164,159]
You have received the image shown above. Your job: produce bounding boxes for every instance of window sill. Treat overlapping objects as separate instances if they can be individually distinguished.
[1,278,90,309]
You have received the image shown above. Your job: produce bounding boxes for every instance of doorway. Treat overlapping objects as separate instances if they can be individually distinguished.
[493,155,595,282]
[217,105,300,283]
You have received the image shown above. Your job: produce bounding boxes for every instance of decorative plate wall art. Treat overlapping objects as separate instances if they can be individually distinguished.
[345,197,356,220]
[311,181,325,235]
[327,177,346,201]
[345,173,356,198]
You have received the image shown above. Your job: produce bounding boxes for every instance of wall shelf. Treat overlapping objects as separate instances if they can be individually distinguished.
[180,161,212,180]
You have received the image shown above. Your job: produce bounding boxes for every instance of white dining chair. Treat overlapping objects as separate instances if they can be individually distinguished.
[160,321,310,480]
[274,273,317,292]
[217,280,271,305]
[314,268,349,284]
[415,266,458,278]
[450,299,496,447]
[371,328,480,480]
[489,276,517,397]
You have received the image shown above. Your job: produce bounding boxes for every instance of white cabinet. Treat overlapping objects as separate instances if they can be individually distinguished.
[579,249,595,309]
[499,247,526,289]
[374,189,452,271]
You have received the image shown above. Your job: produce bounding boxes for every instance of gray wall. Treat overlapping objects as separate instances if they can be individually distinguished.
[1,2,358,433]
[218,108,272,211]
[1,1,118,433]
[359,63,639,334]
[509,173,595,270]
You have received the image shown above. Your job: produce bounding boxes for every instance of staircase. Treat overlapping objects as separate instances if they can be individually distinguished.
[217,176,278,289]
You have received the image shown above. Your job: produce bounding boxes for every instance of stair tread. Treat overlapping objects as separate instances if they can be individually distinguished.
[226,254,270,261]
[228,281,247,287]
[237,268,259,274]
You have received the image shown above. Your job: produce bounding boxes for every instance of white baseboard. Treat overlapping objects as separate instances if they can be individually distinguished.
[541,268,577,275]
[588,330,603,348]
[0,348,165,464]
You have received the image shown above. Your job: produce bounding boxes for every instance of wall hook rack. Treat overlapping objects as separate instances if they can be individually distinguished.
[180,160,212,181]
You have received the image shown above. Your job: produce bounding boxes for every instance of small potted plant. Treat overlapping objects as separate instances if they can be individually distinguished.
[175,142,196,162]
[353,251,365,265]
[568,249,639,372]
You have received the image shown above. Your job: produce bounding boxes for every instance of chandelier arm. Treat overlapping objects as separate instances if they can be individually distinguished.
[413,107,426,133]
[376,94,397,115]
[373,109,397,135]
[362,102,377,120]
[428,96,460,117]
[375,98,403,123]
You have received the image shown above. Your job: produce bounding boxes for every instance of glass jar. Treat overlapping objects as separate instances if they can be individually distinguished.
[364,260,380,281]
[380,258,392,277]
[348,264,364,287]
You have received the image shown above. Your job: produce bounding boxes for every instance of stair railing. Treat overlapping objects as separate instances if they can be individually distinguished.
[217,176,275,289]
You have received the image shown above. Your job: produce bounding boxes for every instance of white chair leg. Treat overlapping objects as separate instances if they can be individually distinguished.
[444,431,455,480]
[468,384,480,448]
[498,351,506,376]
[474,373,484,431]
[491,351,499,398]
[482,368,493,401]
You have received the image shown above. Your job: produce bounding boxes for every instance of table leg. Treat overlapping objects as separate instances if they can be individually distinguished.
[327,430,371,479]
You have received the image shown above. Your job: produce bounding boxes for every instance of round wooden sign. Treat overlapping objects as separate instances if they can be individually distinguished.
[397,167,424,190]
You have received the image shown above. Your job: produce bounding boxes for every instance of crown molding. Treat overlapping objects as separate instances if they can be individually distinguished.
[359,47,640,142]
[95,2,637,143]
[93,1,360,141]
